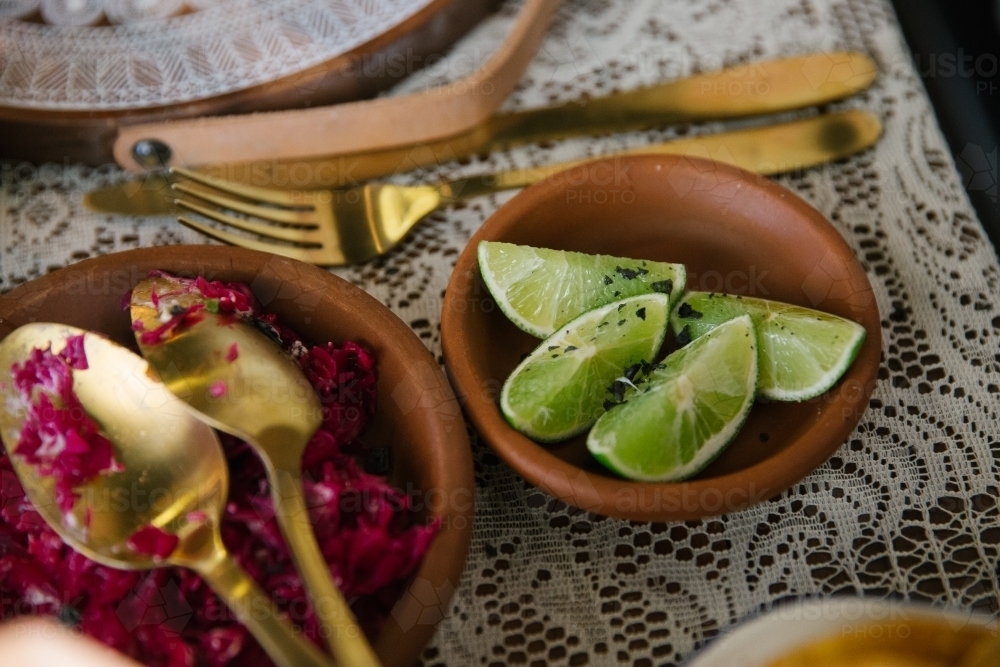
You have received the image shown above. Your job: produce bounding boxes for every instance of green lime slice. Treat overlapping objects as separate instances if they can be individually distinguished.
[500,294,671,442]
[478,241,685,338]
[671,292,866,401]
[587,315,758,482]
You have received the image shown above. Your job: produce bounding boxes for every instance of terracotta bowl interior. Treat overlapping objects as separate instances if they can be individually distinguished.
[442,155,881,522]
[0,247,473,667]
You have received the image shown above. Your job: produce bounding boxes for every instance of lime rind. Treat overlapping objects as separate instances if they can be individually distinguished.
[500,293,671,442]
[762,323,865,401]
[587,315,758,482]
[671,292,866,401]
[478,241,686,338]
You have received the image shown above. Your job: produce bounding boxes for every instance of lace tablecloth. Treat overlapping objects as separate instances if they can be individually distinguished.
[2,1,999,665]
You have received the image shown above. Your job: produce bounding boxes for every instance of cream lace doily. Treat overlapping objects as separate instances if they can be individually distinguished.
[1,0,998,665]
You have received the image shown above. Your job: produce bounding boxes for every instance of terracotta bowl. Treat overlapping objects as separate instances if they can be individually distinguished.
[441,154,880,522]
[0,246,473,667]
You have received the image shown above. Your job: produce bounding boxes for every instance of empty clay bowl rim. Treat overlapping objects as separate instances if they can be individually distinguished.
[441,154,881,522]
[0,246,473,667]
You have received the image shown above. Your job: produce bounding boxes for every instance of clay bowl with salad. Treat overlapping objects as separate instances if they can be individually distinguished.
[0,246,473,667]
[442,154,880,522]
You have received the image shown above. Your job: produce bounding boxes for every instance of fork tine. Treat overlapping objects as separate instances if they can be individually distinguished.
[175,198,321,244]
[177,216,319,262]
[170,167,315,209]
[173,182,320,227]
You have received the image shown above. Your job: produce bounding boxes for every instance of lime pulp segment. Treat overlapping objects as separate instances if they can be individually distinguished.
[671,292,866,401]
[478,241,686,338]
[500,293,671,442]
[587,315,758,482]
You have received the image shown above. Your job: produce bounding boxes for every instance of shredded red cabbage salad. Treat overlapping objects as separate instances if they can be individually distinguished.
[134,303,206,346]
[8,335,121,518]
[126,526,181,561]
[1,274,439,667]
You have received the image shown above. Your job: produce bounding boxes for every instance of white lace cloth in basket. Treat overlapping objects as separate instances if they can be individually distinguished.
[0,0,435,109]
[1,0,998,665]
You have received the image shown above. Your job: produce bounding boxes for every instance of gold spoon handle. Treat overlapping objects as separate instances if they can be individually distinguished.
[195,549,333,667]
[439,110,882,200]
[271,467,382,667]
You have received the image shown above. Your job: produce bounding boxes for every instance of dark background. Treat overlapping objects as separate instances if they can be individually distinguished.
[891,0,1000,255]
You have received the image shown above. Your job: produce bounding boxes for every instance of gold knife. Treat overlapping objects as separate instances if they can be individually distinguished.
[86,110,882,217]
[482,51,876,145]
[295,51,877,186]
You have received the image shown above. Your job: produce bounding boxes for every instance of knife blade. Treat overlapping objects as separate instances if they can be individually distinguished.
[84,109,882,217]
[484,51,877,146]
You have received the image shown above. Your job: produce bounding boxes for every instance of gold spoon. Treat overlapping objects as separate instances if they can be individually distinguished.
[130,275,380,667]
[0,323,332,667]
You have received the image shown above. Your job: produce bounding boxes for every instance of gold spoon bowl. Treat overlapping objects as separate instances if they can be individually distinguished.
[130,275,379,667]
[0,323,332,667]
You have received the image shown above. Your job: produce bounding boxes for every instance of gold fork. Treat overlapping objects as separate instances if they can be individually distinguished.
[172,110,881,266]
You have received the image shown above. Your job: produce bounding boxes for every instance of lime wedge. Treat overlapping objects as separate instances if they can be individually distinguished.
[500,294,671,442]
[671,292,866,401]
[587,315,757,482]
[478,241,685,338]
